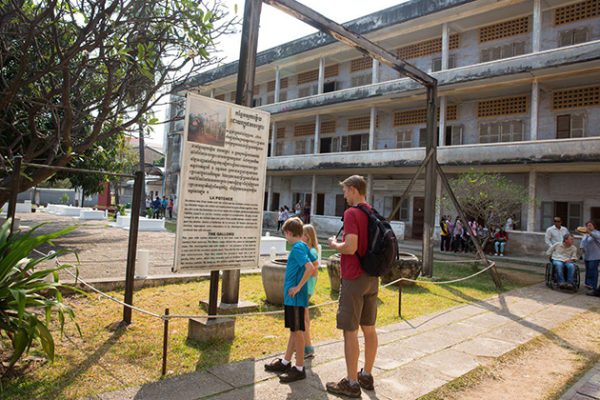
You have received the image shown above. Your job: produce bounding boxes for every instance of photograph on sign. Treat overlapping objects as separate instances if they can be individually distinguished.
[173,94,270,272]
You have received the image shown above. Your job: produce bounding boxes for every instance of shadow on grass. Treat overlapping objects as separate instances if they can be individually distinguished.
[2,322,129,400]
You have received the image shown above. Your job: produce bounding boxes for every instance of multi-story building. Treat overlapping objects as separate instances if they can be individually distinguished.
[165,0,600,240]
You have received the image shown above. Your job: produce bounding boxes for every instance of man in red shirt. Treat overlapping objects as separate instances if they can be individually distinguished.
[326,175,378,398]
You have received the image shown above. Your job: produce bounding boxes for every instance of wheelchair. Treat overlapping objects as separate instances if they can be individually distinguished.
[545,260,580,291]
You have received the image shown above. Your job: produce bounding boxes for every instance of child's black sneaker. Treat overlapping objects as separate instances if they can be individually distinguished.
[264,358,291,373]
[279,366,306,383]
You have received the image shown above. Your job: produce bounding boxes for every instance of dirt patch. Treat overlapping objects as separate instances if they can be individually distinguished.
[421,307,600,400]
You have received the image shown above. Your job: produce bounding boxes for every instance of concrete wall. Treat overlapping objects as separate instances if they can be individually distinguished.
[16,188,98,207]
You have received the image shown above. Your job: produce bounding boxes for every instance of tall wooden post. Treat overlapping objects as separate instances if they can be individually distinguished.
[221,0,263,306]
[422,85,438,277]
[123,171,143,324]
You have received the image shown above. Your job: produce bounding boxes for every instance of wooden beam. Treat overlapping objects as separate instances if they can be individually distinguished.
[263,0,436,87]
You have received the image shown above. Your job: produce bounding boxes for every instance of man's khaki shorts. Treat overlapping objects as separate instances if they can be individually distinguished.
[336,273,379,331]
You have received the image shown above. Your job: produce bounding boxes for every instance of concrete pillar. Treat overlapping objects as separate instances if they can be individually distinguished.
[310,175,317,217]
[366,174,374,205]
[314,115,321,154]
[441,23,449,70]
[371,59,379,84]
[438,96,447,146]
[369,107,376,151]
[532,0,542,53]
[267,176,273,212]
[274,66,281,103]
[530,80,539,141]
[210,88,215,98]
[527,171,537,232]
[434,177,442,238]
[270,122,277,157]
[318,57,325,95]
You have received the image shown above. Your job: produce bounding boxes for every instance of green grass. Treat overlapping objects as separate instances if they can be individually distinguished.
[1,264,540,400]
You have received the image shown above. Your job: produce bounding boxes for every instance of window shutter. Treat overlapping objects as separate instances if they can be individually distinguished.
[556,115,571,138]
[559,31,572,47]
[571,115,585,137]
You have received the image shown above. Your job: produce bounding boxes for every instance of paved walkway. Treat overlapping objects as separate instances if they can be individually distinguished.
[560,362,600,400]
[89,282,599,400]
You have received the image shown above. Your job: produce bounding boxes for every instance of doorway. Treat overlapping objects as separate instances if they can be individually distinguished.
[412,197,424,239]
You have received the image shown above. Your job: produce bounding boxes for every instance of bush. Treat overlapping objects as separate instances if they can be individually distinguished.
[0,219,81,373]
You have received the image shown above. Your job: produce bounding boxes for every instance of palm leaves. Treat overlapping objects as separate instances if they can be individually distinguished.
[0,219,81,372]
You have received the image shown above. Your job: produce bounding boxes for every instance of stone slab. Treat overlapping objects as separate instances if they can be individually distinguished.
[208,358,274,388]
[376,362,452,399]
[452,337,516,358]
[188,317,235,342]
[414,348,481,379]
[97,371,232,400]
[209,378,331,400]
[199,300,259,314]
[578,382,600,398]
[372,345,426,370]
[483,321,540,344]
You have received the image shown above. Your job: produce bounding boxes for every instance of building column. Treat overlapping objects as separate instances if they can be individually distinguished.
[530,80,539,141]
[434,178,442,238]
[274,66,281,103]
[438,96,447,146]
[318,57,325,95]
[270,122,277,157]
[371,59,379,84]
[441,23,449,70]
[366,174,374,205]
[369,107,376,150]
[314,115,321,154]
[527,171,537,232]
[210,88,215,98]
[532,0,542,53]
[310,175,317,217]
[267,175,273,212]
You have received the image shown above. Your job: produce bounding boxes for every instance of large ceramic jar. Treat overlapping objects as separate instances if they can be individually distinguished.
[381,252,422,287]
[261,258,287,305]
[327,253,341,292]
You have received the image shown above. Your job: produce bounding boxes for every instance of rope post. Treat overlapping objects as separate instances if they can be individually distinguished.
[398,284,403,318]
[162,308,169,376]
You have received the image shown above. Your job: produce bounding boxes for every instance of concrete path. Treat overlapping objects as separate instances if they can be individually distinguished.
[560,362,600,400]
[89,283,599,400]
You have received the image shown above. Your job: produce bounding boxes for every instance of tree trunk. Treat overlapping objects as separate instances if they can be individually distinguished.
[138,119,146,216]
[113,180,120,206]
[81,189,85,208]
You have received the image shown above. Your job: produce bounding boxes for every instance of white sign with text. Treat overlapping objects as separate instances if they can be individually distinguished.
[173,94,270,271]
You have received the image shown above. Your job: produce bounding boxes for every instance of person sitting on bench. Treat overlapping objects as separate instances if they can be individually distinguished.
[547,233,578,290]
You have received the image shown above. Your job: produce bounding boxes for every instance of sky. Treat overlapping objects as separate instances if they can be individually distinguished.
[147,0,408,148]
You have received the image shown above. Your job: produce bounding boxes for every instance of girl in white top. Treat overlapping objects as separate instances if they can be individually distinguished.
[302,224,320,358]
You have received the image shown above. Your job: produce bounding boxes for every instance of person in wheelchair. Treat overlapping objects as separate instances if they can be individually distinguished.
[547,234,578,290]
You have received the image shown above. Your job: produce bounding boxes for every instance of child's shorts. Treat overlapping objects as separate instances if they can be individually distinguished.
[284,305,305,332]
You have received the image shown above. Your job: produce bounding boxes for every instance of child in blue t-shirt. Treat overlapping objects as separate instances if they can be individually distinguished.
[264,217,317,383]
[302,224,320,359]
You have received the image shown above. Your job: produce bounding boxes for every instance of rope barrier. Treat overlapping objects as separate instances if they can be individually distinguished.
[31,248,498,321]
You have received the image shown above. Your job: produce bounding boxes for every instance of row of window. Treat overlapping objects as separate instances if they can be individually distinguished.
[274,113,587,155]
[247,26,592,105]
[265,195,595,233]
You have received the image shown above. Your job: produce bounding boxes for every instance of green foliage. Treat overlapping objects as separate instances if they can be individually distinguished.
[152,156,165,167]
[0,220,81,372]
[0,0,237,204]
[116,204,126,216]
[59,193,70,205]
[441,171,531,228]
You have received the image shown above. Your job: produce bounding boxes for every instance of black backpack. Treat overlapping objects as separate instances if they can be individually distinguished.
[339,204,399,277]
